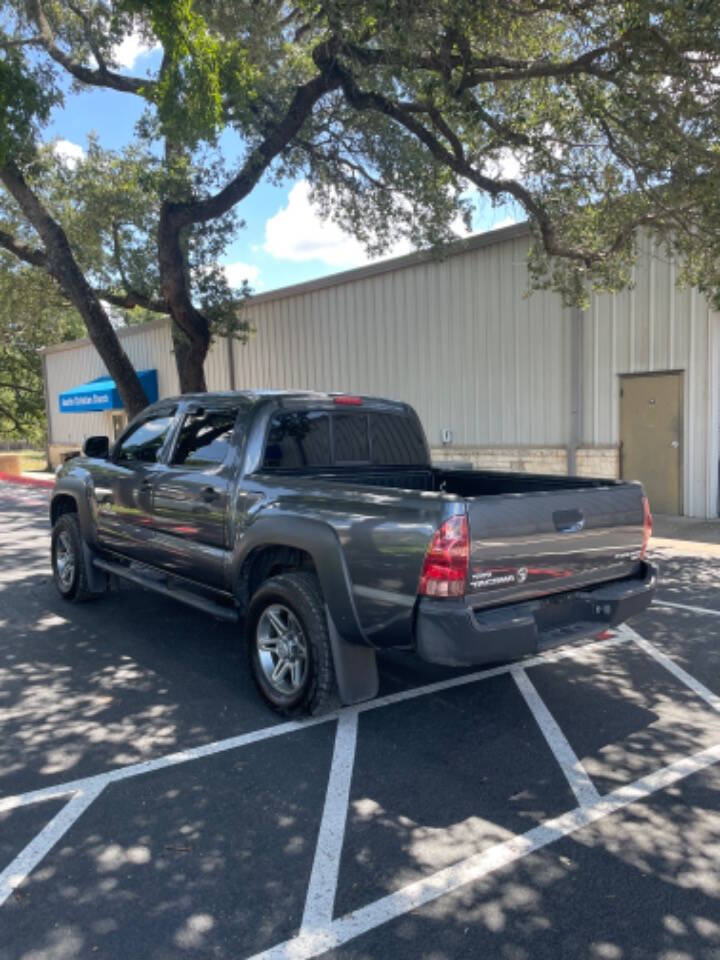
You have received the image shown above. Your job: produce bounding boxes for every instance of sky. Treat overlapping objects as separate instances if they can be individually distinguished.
[45,38,520,297]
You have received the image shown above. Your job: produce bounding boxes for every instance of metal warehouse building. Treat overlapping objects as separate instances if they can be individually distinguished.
[42,222,720,518]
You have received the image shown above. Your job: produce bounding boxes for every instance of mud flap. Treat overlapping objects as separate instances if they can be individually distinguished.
[326,607,379,705]
[83,541,109,595]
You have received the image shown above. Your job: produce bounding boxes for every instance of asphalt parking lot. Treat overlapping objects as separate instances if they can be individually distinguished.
[1,482,719,960]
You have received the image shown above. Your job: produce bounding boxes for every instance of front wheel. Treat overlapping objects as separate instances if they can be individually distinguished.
[247,572,338,716]
[51,513,104,603]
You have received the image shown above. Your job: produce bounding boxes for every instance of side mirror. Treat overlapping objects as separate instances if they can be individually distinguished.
[82,435,110,459]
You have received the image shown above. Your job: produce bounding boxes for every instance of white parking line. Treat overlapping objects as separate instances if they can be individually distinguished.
[0,631,631,816]
[624,626,720,712]
[655,600,720,618]
[247,742,720,960]
[3,622,719,960]
[301,711,359,931]
[512,668,601,808]
[0,783,105,908]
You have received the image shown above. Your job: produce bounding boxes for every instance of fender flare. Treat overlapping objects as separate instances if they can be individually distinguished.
[234,515,379,705]
[51,478,108,594]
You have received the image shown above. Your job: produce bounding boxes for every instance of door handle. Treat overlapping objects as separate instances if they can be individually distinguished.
[201,486,219,502]
[140,477,152,488]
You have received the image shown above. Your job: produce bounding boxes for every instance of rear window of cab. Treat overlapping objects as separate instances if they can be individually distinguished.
[262,410,426,469]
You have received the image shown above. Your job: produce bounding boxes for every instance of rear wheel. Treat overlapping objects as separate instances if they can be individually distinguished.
[247,572,338,716]
[51,513,104,603]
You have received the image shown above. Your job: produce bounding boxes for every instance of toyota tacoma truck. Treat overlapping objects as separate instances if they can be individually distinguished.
[50,391,655,715]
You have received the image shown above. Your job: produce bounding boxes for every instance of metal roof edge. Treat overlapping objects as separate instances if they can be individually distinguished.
[245,221,530,307]
[42,221,531,356]
[40,315,170,356]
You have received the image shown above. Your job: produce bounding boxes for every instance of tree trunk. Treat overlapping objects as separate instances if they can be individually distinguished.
[158,200,211,393]
[171,324,209,393]
[1,163,148,418]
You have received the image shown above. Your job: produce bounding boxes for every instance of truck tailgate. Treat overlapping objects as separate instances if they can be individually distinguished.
[466,483,646,607]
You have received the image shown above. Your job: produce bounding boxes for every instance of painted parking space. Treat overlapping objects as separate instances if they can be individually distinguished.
[334,675,579,917]
[525,637,720,794]
[1,484,720,960]
[652,553,720,613]
[316,761,720,960]
[1,726,338,960]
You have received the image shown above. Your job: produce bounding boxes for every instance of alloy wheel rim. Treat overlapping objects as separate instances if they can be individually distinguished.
[55,531,76,590]
[256,603,308,695]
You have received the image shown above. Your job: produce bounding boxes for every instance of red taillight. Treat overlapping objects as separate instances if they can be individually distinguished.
[419,514,469,598]
[333,395,363,406]
[640,496,653,559]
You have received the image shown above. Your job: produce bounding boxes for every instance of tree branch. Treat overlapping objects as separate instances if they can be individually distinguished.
[0,229,47,268]
[96,289,169,313]
[322,57,666,267]
[169,60,342,228]
[0,160,149,415]
[28,0,155,96]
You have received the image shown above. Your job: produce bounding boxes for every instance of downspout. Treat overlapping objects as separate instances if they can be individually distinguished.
[568,306,583,476]
[226,333,236,391]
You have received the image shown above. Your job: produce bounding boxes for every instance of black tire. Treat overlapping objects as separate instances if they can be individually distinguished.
[247,572,339,716]
[50,513,104,603]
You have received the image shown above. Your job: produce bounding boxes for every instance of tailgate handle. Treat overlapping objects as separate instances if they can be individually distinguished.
[553,509,585,533]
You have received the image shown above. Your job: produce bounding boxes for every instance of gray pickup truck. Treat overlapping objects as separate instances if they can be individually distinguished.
[50,390,655,714]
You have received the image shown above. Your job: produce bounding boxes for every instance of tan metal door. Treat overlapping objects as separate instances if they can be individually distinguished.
[620,372,683,514]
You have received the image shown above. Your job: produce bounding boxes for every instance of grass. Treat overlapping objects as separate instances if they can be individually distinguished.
[13,450,49,472]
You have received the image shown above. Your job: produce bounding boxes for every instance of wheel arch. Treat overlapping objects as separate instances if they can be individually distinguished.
[235,517,379,706]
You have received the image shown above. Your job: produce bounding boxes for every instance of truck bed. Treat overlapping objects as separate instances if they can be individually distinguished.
[259,464,646,610]
[260,464,610,495]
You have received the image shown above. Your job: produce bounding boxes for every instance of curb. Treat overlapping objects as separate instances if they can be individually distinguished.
[0,472,55,489]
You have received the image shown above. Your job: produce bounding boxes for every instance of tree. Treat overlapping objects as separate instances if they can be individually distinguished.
[304,0,720,305]
[3,0,720,414]
[0,260,84,442]
[0,36,153,415]
[1,0,463,395]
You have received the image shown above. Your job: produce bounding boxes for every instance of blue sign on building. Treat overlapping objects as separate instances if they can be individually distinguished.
[58,369,158,413]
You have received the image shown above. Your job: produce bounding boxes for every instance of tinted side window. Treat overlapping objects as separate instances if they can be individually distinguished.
[371,413,427,465]
[333,413,370,462]
[263,411,331,468]
[172,409,238,469]
[115,413,175,464]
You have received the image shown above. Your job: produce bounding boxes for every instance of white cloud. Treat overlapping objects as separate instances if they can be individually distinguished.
[223,261,262,289]
[483,149,523,182]
[112,30,160,69]
[263,181,513,273]
[53,139,85,168]
[264,181,441,269]
[264,182,375,267]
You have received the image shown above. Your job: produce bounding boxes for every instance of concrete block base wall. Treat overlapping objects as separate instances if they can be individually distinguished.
[574,446,620,480]
[431,445,621,479]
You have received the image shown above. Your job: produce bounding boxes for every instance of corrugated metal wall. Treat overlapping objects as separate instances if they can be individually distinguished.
[234,232,573,449]
[44,226,720,517]
[46,319,178,444]
[582,235,720,517]
[46,321,231,445]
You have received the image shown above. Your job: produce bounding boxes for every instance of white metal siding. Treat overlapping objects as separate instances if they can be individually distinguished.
[46,321,178,444]
[233,235,572,448]
[581,235,720,516]
[43,226,719,517]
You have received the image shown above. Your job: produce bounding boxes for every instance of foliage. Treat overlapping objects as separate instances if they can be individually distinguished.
[0,260,84,442]
[0,0,719,408]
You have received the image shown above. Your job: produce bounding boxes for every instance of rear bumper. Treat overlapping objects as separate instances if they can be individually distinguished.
[414,562,656,667]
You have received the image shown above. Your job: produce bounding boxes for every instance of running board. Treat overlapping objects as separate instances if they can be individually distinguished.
[93,557,239,622]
